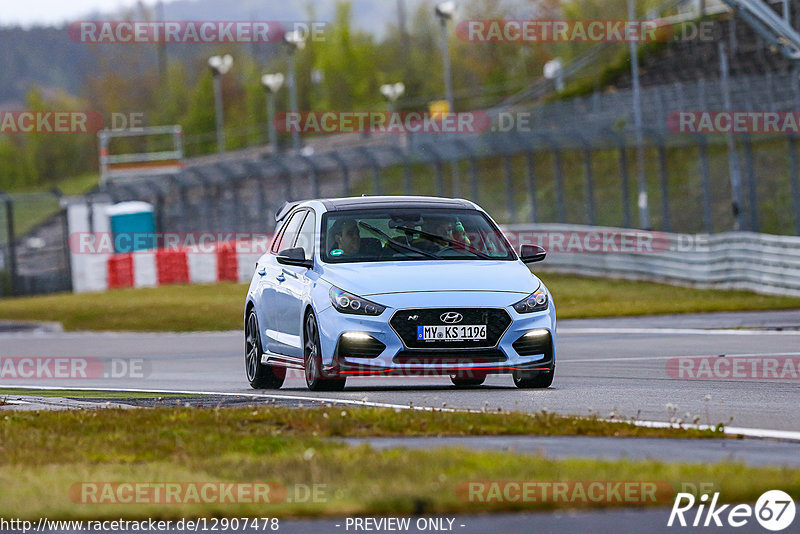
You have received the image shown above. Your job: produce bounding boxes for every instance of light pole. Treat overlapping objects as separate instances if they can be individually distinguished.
[261,73,285,154]
[380,82,405,112]
[283,29,307,152]
[543,58,564,93]
[435,1,457,112]
[208,54,233,154]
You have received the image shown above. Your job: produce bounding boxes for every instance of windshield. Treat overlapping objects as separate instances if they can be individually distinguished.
[321,208,516,263]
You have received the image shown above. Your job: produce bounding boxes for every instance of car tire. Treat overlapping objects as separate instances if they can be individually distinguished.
[304,312,346,392]
[512,366,555,389]
[245,310,285,389]
[450,374,486,387]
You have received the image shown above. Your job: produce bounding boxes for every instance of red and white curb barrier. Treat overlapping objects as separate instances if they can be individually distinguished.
[103,241,265,290]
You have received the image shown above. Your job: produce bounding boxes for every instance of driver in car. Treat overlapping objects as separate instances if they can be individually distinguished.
[331,219,362,256]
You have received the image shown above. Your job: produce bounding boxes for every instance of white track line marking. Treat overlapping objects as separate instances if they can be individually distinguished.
[559,327,800,336]
[613,419,800,442]
[0,385,451,412]
[2,385,799,442]
[562,352,800,364]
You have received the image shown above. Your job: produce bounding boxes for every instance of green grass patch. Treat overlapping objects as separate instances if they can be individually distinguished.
[4,172,99,196]
[541,274,800,318]
[0,283,246,332]
[0,407,796,520]
[0,275,798,332]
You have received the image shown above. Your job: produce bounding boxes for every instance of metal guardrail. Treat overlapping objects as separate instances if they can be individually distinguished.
[507,223,800,297]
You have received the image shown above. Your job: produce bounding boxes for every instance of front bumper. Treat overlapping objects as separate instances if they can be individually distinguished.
[315,292,556,377]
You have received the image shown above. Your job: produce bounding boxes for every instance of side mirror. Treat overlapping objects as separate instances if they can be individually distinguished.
[520,244,547,264]
[276,247,313,269]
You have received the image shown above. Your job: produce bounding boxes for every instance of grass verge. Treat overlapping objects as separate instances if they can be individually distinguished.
[0,407,796,520]
[0,275,798,332]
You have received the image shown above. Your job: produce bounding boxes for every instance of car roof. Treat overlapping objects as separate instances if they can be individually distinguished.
[320,196,476,211]
[276,196,477,222]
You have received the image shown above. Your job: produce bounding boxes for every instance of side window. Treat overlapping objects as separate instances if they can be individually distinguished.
[294,211,316,259]
[271,211,305,254]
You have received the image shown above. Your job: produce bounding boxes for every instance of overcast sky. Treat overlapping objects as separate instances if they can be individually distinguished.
[1,0,163,26]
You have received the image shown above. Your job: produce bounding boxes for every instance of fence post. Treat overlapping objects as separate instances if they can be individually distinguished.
[55,193,74,293]
[488,136,516,222]
[0,190,17,296]
[719,43,744,231]
[574,133,596,226]
[534,133,566,223]
[216,162,244,232]
[656,140,670,232]
[419,144,445,197]
[328,152,351,197]
[604,129,632,228]
[359,147,382,196]
[144,181,166,236]
[385,146,414,196]
[741,134,759,233]
[188,168,217,231]
[511,133,537,223]
[172,172,197,233]
[696,134,714,234]
[298,154,322,199]
[644,129,671,232]
[266,157,293,202]
[242,162,268,230]
[454,140,480,204]
[787,134,800,236]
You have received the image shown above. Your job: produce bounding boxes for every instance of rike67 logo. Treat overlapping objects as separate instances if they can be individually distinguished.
[668,490,795,531]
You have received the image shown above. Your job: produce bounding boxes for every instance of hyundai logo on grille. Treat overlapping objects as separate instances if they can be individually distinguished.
[440,312,464,324]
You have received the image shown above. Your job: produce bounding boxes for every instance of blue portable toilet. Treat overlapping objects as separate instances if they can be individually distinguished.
[107,202,156,253]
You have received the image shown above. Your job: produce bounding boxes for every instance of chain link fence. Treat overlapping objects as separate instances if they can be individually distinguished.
[0,190,72,298]
[91,116,800,238]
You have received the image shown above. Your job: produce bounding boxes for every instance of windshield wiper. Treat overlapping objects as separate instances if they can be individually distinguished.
[392,225,492,259]
[357,221,439,260]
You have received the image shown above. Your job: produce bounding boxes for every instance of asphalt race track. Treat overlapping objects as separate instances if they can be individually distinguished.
[2,310,799,433]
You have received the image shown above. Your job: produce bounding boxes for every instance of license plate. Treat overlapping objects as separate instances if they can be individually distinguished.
[417,325,487,341]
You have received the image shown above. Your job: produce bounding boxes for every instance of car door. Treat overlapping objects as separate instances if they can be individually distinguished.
[272,209,316,359]
[257,210,305,355]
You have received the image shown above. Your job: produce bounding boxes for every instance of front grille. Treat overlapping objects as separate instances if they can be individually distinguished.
[390,308,512,349]
[393,349,507,365]
[337,335,386,359]
[512,331,553,358]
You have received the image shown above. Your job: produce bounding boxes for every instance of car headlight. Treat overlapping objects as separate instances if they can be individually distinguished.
[329,287,386,316]
[513,286,549,314]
